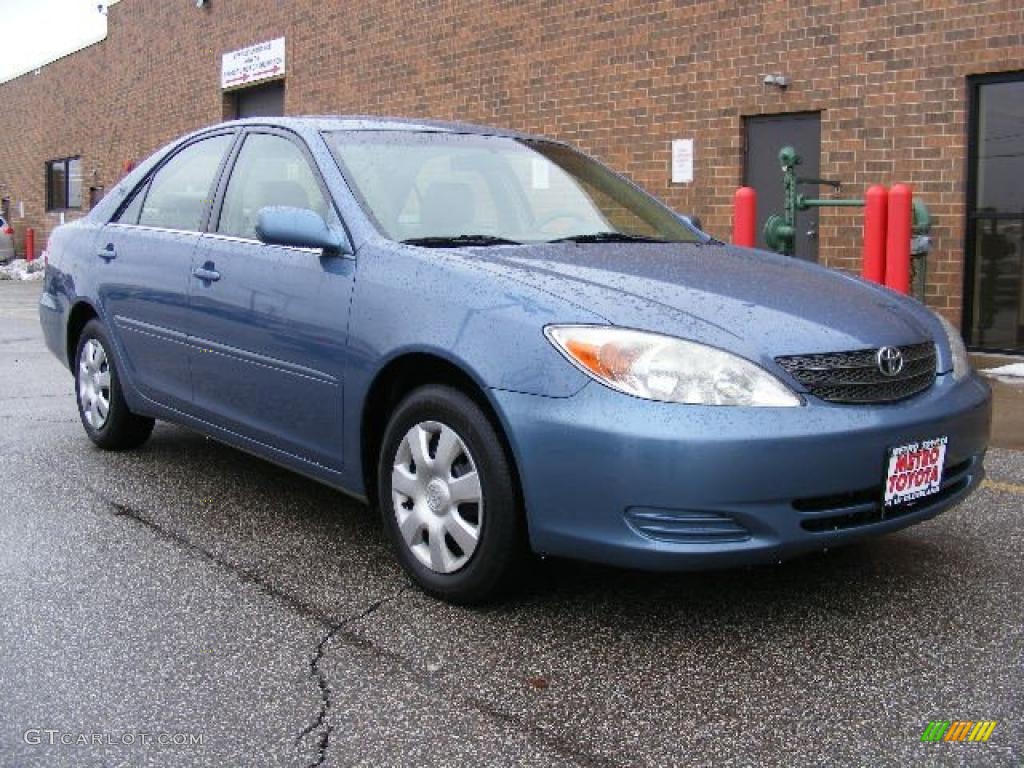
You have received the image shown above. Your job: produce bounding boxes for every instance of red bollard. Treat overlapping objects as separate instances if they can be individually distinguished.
[733,187,757,247]
[861,185,888,284]
[25,228,35,263]
[884,184,912,294]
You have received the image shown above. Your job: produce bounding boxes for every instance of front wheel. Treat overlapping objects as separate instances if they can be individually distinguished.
[378,385,524,604]
[75,319,155,450]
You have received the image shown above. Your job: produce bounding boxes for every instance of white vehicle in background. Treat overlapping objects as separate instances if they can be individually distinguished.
[0,216,14,263]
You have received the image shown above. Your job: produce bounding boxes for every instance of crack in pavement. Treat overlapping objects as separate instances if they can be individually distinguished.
[46,456,624,768]
[98,492,625,767]
[297,585,412,768]
[97,495,410,766]
[104,497,340,626]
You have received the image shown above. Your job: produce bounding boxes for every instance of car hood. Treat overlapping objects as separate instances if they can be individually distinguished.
[461,241,944,368]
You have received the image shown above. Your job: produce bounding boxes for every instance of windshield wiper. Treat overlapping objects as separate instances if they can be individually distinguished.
[547,232,670,244]
[401,234,522,247]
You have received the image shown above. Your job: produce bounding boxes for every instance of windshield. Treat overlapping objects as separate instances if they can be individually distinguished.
[323,130,700,245]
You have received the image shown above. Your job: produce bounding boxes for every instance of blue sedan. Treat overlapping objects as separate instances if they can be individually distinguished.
[39,117,991,603]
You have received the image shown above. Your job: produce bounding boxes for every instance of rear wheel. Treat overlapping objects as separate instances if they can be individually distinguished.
[75,319,154,450]
[378,385,523,604]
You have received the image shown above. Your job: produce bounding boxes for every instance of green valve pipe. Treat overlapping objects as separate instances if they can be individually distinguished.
[797,198,865,209]
[763,145,931,260]
[912,197,931,235]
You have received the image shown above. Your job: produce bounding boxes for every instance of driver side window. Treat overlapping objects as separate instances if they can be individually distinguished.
[217,133,331,240]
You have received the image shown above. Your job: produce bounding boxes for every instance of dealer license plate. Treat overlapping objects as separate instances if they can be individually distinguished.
[884,436,947,508]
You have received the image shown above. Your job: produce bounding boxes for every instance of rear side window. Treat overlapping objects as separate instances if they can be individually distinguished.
[137,134,233,232]
[217,133,331,240]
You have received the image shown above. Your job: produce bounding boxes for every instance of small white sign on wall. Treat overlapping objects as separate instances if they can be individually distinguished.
[221,37,286,90]
[671,139,694,184]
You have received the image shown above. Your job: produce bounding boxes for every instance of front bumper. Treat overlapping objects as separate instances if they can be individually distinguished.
[491,373,991,570]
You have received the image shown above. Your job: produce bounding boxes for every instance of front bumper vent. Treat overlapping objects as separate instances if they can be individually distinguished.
[625,507,751,544]
[793,457,975,533]
[775,342,937,404]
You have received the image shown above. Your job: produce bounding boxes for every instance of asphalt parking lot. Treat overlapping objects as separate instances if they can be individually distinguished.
[1,279,1022,767]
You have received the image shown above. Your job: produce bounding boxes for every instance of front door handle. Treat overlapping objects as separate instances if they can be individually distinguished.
[192,266,221,282]
[97,244,117,261]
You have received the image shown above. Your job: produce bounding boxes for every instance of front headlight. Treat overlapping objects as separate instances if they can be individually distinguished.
[934,312,970,381]
[545,325,802,406]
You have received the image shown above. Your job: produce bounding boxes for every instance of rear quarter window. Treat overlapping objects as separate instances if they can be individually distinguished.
[116,183,147,225]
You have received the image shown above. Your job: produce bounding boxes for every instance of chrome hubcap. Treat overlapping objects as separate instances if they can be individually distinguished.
[391,420,483,574]
[78,338,111,430]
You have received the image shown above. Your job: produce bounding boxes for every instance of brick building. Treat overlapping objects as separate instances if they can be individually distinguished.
[0,0,1022,351]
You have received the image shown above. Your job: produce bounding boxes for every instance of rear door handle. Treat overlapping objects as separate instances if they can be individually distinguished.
[192,266,221,282]
[97,244,117,261]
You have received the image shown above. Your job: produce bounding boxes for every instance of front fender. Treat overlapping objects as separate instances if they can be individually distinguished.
[345,241,599,399]
[338,240,601,493]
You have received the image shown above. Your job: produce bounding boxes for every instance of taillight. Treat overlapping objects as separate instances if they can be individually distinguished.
[2,227,12,235]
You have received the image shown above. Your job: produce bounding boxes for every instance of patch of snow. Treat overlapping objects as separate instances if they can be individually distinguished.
[0,259,45,282]
[979,363,1024,382]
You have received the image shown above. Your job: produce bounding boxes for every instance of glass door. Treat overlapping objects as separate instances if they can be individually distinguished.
[966,73,1024,352]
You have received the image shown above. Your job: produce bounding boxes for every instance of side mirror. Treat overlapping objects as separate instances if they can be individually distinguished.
[255,206,349,255]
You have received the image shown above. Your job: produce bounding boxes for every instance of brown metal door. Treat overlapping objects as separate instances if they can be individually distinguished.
[744,112,822,262]
[231,81,285,119]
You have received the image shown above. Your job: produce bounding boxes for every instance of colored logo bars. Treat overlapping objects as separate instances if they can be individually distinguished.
[920,721,997,742]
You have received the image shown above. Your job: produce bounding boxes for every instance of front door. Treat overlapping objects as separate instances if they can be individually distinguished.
[744,112,822,262]
[188,130,353,469]
[966,73,1024,352]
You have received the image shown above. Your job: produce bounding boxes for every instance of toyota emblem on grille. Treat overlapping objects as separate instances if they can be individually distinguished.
[876,346,904,377]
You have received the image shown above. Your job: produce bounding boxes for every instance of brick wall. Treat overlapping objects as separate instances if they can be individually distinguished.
[1,0,1022,325]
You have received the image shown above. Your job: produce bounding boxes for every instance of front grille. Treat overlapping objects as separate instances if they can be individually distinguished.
[775,342,936,404]
[794,458,975,533]
[624,507,750,544]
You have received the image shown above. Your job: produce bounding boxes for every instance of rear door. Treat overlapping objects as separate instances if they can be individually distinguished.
[187,129,353,469]
[97,132,235,409]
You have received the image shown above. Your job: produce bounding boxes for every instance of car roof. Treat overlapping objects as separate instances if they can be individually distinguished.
[208,115,557,143]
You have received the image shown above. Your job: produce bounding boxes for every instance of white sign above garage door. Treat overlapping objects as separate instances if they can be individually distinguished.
[221,37,286,90]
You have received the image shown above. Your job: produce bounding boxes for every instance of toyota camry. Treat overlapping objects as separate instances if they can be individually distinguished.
[39,117,991,603]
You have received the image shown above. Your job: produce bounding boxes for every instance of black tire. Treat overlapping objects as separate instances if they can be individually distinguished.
[377,385,525,604]
[74,319,155,450]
